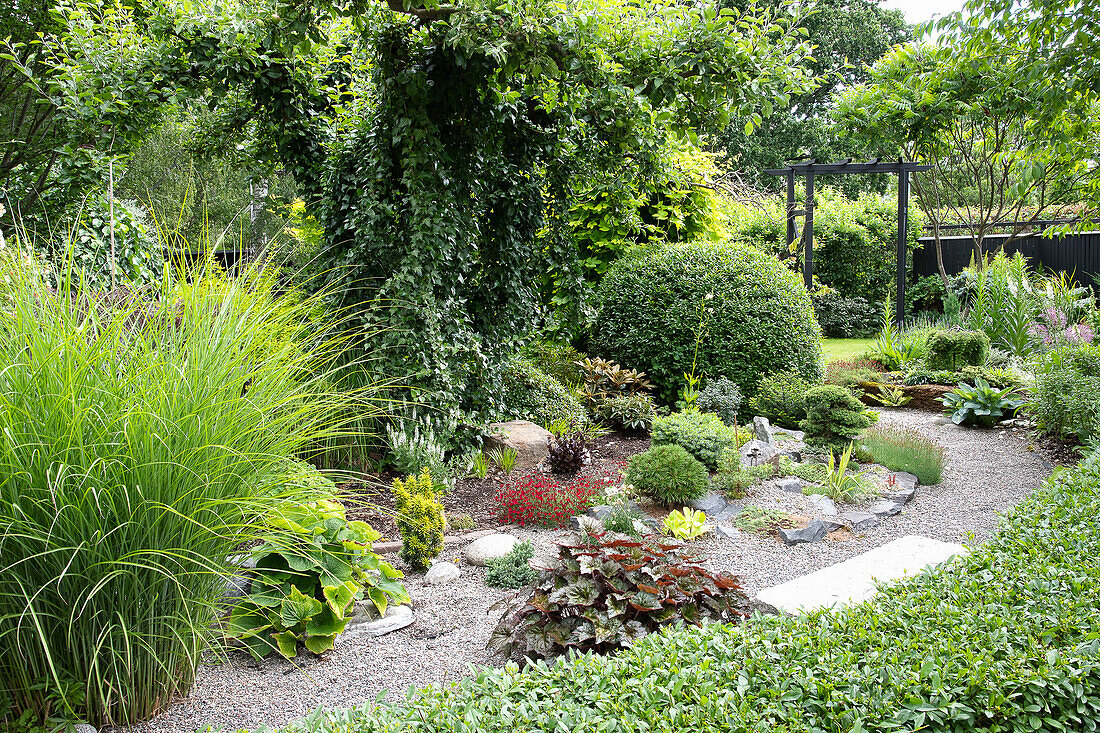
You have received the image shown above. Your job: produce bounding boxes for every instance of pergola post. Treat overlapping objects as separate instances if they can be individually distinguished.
[803,170,814,290]
[786,170,796,255]
[896,163,909,325]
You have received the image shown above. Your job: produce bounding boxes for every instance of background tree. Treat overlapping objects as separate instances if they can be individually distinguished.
[713,0,910,191]
[834,43,1099,285]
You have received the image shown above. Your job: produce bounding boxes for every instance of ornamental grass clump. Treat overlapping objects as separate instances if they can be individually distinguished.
[0,258,373,727]
[860,425,946,485]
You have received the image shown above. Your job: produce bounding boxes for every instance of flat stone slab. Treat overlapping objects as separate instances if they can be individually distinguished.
[868,499,904,517]
[755,535,969,615]
[842,510,880,531]
[690,492,728,514]
[778,519,826,545]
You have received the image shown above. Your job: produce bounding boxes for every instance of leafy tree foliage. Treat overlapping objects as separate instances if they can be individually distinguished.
[834,43,1100,283]
[714,0,911,191]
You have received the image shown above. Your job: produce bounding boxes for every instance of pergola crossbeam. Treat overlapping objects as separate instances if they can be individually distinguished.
[765,158,930,324]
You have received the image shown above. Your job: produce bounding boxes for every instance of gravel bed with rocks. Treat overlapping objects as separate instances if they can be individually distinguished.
[126,409,1053,733]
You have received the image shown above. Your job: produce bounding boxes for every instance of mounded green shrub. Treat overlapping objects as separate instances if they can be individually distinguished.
[392,469,445,572]
[750,369,815,429]
[265,451,1100,733]
[501,357,586,426]
[800,385,874,453]
[594,242,823,403]
[625,444,709,506]
[925,329,991,371]
[651,411,738,470]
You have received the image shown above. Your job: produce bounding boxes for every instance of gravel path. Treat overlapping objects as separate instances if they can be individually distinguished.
[128,409,1052,733]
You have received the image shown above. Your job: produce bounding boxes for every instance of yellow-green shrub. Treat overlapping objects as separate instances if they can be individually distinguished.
[392,469,445,572]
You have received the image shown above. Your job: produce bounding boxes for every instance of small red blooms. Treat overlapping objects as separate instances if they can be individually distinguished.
[493,470,600,528]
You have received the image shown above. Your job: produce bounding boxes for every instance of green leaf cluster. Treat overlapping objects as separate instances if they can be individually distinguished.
[941,377,1024,428]
[227,496,408,660]
[749,369,816,429]
[595,241,823,404]
[651,411,739,470]
[625,444,709,507]
[800,385,876,453]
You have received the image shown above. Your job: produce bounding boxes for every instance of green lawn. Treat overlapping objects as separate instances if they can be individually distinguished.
[821,338,874,363]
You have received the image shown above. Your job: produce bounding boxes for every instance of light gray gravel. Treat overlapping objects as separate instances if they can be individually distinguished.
[126,409,1052,733]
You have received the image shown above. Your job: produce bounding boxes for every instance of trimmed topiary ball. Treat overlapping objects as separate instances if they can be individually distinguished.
[625,444,709,506]
[594,242,823,403]
[800,385,874,453]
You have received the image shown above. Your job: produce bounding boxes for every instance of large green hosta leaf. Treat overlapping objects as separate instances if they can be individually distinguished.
[306,604,350,638]
[279,585,322,629]
[273,630,300,659]
[303,633,338,655]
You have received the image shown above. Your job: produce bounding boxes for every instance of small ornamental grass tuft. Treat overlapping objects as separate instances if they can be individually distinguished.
[493,472,599,527]
[861,425,946,485]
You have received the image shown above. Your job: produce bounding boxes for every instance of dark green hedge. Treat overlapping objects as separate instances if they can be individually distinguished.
[269,452,1100,733]
[593,242,823,402]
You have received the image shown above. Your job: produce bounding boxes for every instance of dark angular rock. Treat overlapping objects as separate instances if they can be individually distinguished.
[690,492,728,514]
[868,499,904,517]
[842,511,880,531]
[778,477,804,494]
[778,518,827,545]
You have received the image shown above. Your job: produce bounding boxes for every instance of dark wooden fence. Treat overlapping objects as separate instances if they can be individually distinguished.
[914,228,1100,285]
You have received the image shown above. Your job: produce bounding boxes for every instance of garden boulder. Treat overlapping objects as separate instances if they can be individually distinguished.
[484,420,552,470]
[464,533,519,566]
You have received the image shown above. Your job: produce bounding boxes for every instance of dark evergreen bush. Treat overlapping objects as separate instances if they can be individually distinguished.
[625,444,709,506]
[594,242,822,403]
[800,385,874,452]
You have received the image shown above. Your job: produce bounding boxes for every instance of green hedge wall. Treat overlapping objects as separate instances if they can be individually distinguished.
[269,454,1099,733]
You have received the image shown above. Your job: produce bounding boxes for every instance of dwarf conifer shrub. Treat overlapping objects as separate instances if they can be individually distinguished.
[800,385,874,452]
[625,445,709,506]
[392,469,446,572]
[651,411,738,469]
[484,541,540,589]
[594,242,822,402]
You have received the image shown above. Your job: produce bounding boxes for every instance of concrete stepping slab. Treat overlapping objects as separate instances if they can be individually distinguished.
[755,535,969,615]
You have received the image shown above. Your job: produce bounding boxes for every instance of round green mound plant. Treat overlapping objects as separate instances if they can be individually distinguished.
[800,385,875,453]
[625,444,709,506]
[594,241,823,402]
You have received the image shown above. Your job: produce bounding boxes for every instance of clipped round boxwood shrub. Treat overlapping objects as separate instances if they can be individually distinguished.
[594,242,822,403]
[651,411,738,470]
[625,444,709,506]
[501,357,586,426]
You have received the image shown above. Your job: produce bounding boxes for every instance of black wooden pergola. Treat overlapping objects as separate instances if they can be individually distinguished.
[764,158,931,324]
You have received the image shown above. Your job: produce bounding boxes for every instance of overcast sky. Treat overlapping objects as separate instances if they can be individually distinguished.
[880,0,969,25]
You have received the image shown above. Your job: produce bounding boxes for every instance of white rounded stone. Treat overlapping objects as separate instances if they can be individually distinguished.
[463,533,519,566]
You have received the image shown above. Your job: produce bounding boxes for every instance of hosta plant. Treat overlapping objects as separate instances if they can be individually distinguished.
[941,377,1025,427]
[488,532,747,657]
[662,507,710,540]
[227,499,408,660]
[593,393,656,432]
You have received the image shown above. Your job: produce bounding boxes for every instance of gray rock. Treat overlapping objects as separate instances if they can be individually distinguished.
[822,516,846,532]
[463,533,519,566]
[690,492,728,514]
[483,420,553,471]
[74,724,97,733]
[226,553,257,569]
[716,523,741,540]
[778,519,827,545]
[753,416,775,444]
[221,572,251,600]
[424,561,461,586]
[891,471,919,491]
[569,514,603,533]
[779,449,803,462]
[807,494,837,516]
[778,477,804,494]
[711,502,743,522]
[773,427,806,442]
[586,504,614,520]
[884,486,917,504]
[842,511,880,531]
[868,500,904,517]
[346,604,414,637]
[740,439,779,467]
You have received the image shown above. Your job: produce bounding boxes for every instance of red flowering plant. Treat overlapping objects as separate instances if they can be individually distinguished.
[494,471,601,527]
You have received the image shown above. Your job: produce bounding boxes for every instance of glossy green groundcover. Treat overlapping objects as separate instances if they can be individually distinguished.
[268,457,1100,733]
